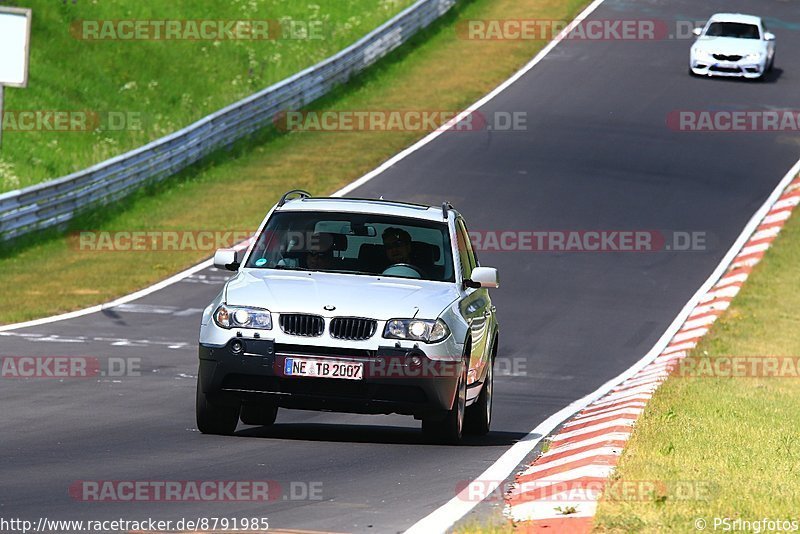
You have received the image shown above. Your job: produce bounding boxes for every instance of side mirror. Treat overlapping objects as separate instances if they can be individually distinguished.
[214,248,240,271]
[764,32,775,41]
[466,266,499,289]
[692,27,702,37]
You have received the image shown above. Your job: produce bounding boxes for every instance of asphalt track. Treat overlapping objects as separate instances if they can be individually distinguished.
[2,0,799,532]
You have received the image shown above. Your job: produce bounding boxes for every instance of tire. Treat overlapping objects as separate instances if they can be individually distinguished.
[464,349,494,436]
[240,403,278,426]
[422,348,468,445]
[767,53,775,72]
[196,375,239,435]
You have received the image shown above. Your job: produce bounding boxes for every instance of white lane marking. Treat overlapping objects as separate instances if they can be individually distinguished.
[572,403,647,422]
[762,210,791,225]
[671,327,708,343]
[521,447,622,475]
[568,408,644,425]
[112,303,204,317]
[771,195,800,211]
[508,492,600,521]
[181,273,233,285]
[739,242,771,257]
[0,260,215,332]
[750,226,782,241]
[408,156,800,533]
[512,466,618,493]
[550,419,635,443]
[660,341,697,355]
[546,432,633,455]
[0,331,190,350]
[681,314,719,330]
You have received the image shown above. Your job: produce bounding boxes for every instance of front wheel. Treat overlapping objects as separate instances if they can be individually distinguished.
[422,355,467,445]
[196,375,239,435]
[465,357,493,435]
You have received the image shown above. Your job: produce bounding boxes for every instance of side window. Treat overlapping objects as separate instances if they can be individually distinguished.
[455,219,476,280]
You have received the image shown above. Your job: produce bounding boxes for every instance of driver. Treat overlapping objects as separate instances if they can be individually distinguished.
[382,227,413,265]
[305,232,336,271]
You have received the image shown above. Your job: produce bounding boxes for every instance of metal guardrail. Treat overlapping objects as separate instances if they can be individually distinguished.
[0,0,457,242]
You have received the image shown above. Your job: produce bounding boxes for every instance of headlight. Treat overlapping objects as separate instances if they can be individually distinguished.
[743,52,763,62]
[383,318,450,343]
[214,304,272,329]
[694,49,712,60]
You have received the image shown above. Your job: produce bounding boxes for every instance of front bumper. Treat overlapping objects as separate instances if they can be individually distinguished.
[198,338,462,418]
[690,58,765,79]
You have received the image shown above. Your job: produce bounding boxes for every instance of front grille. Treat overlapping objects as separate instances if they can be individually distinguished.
[274,344,374,359]
[279,314,324,337]
[712,54,742,61]
[709,65,741,73]
[330,317,378,341]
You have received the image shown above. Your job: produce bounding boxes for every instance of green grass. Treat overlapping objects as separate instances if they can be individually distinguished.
[0,0,414,192]
[593,194,800,532]
[0,0,589,325]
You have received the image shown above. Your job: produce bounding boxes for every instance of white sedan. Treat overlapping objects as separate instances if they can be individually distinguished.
[690,13,775,80]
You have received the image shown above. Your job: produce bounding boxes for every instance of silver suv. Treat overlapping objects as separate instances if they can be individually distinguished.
[197,191,500,443]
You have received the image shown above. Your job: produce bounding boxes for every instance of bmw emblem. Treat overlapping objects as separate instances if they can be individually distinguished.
[324,305,336,311]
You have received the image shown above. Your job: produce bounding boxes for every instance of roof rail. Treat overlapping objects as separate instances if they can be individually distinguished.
[277,189,312,207]
[441,201,454,219]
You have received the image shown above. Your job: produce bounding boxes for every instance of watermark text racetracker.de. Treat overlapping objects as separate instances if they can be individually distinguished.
[71,230,256,252]
[70,18,325,41]
[672,356,800,379]
[1,356,141,379]
[458,479,716,502]
[468,230,707,252]
[70,229,708,253]
[273,109,527,132]
[456,18,706,41]
[68,479,323,502]
[668,110,800,132]
[1,110,143,132]
[0,517,270,534]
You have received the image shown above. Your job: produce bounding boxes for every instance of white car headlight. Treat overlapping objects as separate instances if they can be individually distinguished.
[383,318,450,343]
[214,304,272,329]
[693,49,713,61]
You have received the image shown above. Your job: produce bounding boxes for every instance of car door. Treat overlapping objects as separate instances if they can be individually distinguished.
[455,218,492,385]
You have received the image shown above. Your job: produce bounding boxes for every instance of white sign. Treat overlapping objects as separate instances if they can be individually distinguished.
[0,7,32,87]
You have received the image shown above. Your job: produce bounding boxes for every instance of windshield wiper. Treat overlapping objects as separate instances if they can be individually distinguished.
[270,265,310,271]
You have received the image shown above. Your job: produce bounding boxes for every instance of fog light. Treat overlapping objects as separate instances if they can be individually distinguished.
[409,355,422,368]
[231,339,244,354]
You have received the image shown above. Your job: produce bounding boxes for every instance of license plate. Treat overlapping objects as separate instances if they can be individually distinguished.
[284,357,363,380]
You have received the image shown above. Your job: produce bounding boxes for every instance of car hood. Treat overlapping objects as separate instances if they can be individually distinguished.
[225,269,460,320]
[693,37,765,56]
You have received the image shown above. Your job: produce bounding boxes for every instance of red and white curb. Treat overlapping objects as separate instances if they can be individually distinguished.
[504,174,800,532]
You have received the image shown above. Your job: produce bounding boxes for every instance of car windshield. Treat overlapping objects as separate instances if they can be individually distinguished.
[244,211,455,282]
[705,22,761,39]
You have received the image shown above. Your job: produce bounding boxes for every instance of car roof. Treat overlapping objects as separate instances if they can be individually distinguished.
[275,197,457,223]
[707,13,762,26]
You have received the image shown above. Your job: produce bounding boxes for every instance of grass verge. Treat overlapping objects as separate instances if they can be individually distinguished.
[0,0,414,192]
[593,198,800,532]
[0,0,589,324]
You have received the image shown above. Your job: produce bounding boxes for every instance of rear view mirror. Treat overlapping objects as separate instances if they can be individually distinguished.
[764,32,775,41]
[214,248,240,271]
[692,27,702,37]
